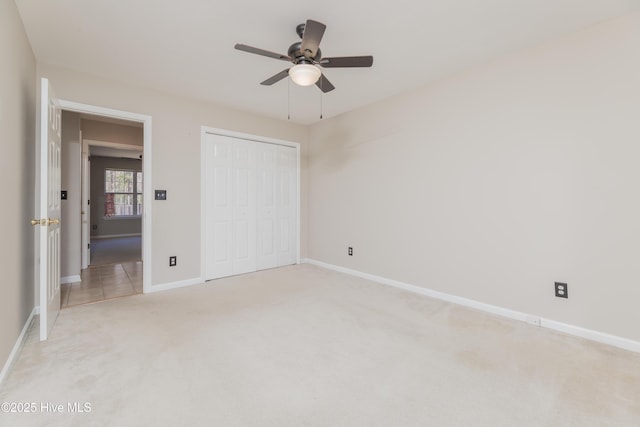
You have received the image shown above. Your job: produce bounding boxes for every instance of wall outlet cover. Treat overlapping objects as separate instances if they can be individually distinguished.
[555,282,568,298]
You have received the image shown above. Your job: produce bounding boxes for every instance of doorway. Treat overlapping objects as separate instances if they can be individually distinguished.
[57,101,152,306]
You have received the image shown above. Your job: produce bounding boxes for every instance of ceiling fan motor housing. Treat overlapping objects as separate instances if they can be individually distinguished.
[288,42,321,63]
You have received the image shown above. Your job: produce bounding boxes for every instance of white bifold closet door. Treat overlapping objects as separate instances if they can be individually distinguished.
[256,143,297,270]
[205,133,297,281]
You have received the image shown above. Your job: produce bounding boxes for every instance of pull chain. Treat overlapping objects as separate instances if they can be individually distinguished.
[287,77,291,120]
[320,76,323,119]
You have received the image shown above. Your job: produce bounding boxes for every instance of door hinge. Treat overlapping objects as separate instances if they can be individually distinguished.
[88,243,90,249]
[88,199,90,205]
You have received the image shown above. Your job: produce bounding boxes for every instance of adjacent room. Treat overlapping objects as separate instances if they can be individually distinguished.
[1,0,639,425]
[60,113,145,307]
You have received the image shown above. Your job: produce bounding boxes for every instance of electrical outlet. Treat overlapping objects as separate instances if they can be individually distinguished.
[348,247,353,256]
[169,256,177,267]
[555,282,568,298]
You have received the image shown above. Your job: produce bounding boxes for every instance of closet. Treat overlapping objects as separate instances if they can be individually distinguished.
[203,133,297,281]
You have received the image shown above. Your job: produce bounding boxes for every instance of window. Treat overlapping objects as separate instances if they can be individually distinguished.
[105,169,143,217]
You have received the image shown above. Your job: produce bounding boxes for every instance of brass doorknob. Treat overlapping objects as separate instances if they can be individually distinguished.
[30,218,60,226]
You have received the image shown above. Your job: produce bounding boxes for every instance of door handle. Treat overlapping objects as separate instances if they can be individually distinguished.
[31,218,60,226]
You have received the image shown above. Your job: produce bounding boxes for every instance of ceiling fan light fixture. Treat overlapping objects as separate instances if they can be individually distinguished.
[289,64,321,86]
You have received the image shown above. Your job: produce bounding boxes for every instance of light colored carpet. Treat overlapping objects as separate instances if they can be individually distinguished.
[90,236,141,266]
[1,264,639,426]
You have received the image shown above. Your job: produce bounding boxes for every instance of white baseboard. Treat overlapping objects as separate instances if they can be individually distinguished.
[146,277,203,293]
[91,233,141,240]
[0,307,37,388]
[302,258,640,354]
[60,275,81,285]
[540,319,640,353]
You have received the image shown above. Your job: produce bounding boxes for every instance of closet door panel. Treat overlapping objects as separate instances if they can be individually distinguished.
[276,146,297,267]
[205,135,233,280]
[257,144,278,270]
[232,140,257,275]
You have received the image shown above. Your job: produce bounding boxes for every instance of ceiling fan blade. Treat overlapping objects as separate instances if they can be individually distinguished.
[260,69,290,86]
[301,20,326,59]
[315,74,335,93]
[320,56,374,68]
[235,44,292,61]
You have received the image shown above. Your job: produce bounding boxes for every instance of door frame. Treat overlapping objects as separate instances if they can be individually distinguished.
[81,131,89,269]
[82,138,143,269]
[59,100,153,293]
[199,126,301,283]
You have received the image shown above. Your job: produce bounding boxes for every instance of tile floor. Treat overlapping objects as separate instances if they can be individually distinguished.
[61,261,143,308]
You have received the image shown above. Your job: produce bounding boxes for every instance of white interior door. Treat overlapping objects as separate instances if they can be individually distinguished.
[276,146,297,267]
[257,144,278,270]
[81,139,90,268]
[205,135,233,280]
[231,140,257,275]
[38,78,62,341]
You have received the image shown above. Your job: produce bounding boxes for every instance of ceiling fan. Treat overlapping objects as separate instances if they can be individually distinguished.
[235,19,373,93]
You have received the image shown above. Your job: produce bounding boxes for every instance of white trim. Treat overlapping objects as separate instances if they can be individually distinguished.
[540,319,640,353]
[58,100,152,294]
[302,258,640,354]
[60,275,81,284]
[84,139,143,151]
[147,277,203,293]
[102,216,142,221]
[0,308,37,387]
[200,129,207,284]
[201,126,300,149]
[81,137,89,269]
[91,233,142,239]
[200,126,302,283]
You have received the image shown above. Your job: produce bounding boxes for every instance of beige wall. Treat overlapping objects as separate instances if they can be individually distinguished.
[82,118,143,146]
[0,0,36,374]
[61,111,82,279]
[38,62,309,286]
[307,12,640,342]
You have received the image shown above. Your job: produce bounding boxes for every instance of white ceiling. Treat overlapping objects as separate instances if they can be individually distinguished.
[15,0,639,125]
